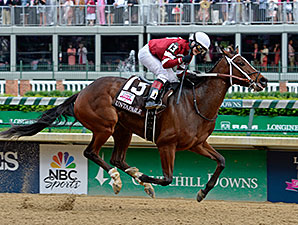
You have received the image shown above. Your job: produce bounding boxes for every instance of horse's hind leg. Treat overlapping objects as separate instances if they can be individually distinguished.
[190,141,225,202]
[84,133,122,194]
[110,124,155,198]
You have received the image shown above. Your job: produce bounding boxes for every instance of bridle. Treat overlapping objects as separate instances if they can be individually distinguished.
[189,53,264,122]
[224,53,263,90]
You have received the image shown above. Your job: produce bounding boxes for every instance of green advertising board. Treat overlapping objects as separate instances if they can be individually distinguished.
[0,111,42,125]
[1,111,297,133]
[88,148,267,201]
[216,115,298,132]
[0,111,80,128]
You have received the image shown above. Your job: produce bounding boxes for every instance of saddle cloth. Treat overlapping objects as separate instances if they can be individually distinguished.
[112,76,151,117]
[112,75,179,142]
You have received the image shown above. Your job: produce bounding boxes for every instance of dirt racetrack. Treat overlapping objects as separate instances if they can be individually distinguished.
[0,193,297,225]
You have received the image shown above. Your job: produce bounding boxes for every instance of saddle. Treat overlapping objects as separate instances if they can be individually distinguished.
[113,75,179,117]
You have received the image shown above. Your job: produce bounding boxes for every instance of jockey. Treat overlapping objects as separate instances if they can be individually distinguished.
[138,31,211,110]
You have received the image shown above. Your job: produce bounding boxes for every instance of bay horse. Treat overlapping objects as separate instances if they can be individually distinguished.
[1,48,268,202]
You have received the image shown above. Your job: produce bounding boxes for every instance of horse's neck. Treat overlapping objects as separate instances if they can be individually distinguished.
[203,77,230,103]
[192,76,230,118]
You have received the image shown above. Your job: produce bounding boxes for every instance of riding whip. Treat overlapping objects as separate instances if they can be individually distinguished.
[176,50,192,104]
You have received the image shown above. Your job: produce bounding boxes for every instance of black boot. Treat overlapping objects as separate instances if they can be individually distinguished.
[145,79,165,110]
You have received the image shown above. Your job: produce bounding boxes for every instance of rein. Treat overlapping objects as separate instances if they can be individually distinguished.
[187,72,249,122]
[188,80,217,122]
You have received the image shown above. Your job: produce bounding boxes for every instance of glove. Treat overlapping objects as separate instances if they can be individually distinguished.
[182,55,192,64]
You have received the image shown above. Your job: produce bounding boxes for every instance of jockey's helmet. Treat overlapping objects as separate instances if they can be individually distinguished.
[189,32,210,54]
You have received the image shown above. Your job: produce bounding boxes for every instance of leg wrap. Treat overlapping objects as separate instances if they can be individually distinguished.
[108,167,122,194]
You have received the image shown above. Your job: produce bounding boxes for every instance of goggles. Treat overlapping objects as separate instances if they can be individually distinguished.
[195,44,207,55]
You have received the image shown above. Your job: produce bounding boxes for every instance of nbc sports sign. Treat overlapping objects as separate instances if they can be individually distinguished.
[40,144,87,194]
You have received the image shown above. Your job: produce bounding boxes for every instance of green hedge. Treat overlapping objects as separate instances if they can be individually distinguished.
[0,91,297,116]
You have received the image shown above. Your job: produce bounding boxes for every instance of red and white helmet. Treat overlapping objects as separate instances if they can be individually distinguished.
[189,32,211,53]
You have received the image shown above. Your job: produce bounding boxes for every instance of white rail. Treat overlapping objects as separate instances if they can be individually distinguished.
[63,81,92,92]
[10,80,297,94]
[0,80,5,94]
[228,83,297,93]
[30,80,56,92]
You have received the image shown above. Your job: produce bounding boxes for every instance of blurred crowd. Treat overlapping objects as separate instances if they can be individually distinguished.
[0,0,298,26]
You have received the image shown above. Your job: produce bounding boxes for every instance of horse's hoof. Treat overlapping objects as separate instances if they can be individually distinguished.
[112,179,122,195]
[144,183,155,198]
[196,189,206,202]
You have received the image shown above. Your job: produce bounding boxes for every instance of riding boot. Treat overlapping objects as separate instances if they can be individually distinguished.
[145,79,166,110]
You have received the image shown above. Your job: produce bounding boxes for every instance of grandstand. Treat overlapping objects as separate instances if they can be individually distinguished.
[0,2,297,94]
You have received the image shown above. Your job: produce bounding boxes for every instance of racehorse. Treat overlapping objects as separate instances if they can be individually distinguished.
[1,48,268,202]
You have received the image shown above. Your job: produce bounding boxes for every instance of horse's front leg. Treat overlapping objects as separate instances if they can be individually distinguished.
[110,124,155,198]
[138,144,176,186]
[190,141,225,202]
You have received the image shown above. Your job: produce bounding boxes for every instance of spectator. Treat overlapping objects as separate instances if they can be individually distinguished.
[74,0,85,25]
[12,0,22,25]
[267,0,278,23]
[37,0,46,26]
[252,43,260,66]
[242,0,251,24]
[46,0,56,25]
[221,0,229,24]
[0,0,12,25]
[172,2,182,25]
[250,0,259,23]
[127,0,138,24]
[21,0,30,25]
[227,0,236,24]
[27,0,38,25]
[288,39,295,71]
[114,0,125,25]
[87,0,96,25]
[106,0,115,25]
[149,0,159,25]
[160,0,167,24]
[67,44,76,70]
[294,0,298,23]
[96,0,106,25]
[198,0,211,24]
[182,0,191,23]
[235,0,244,24]
[212,0,221,24]
[167,0,176,23]
[78,43,88,68]
[63,0,74,25]
[286,0,293,23]
[273,43,281,67]
[258,0,267,23]
[260,44,269,71]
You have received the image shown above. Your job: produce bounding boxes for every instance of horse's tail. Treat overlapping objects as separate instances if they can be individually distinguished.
[0,93,79,138]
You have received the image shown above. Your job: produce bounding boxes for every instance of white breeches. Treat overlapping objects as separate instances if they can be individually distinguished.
[138,44,179,83]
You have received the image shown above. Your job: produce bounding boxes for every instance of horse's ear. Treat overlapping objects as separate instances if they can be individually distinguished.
[218,46,224,54]
[235,46,239,54]
[221,47,229,56]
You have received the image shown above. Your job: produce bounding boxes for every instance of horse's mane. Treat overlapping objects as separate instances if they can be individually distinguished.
[206,56,222,73]
[183,54,224,87]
